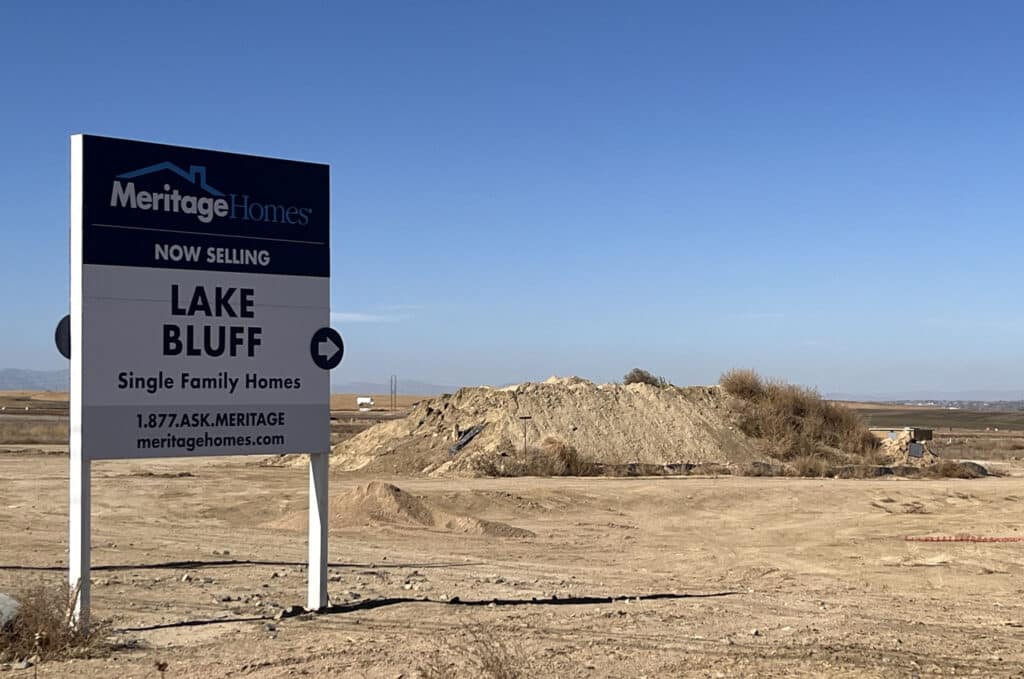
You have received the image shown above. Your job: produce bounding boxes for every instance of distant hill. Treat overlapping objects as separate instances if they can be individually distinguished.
[828,390,1024,403]
[2,369,1020,404]
[0,368,69,391]
[332,380,457,396]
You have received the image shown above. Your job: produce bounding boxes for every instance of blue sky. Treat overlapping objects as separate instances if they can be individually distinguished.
[1,1,1022,395]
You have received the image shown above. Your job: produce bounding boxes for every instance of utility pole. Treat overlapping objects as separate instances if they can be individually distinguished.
[518,415,532,455]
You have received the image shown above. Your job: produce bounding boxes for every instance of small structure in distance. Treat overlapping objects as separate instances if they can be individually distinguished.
[870,426,934,459]
[357,396,374,412]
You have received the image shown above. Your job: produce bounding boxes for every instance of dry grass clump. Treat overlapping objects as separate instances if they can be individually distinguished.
[926,460,987,479]
[539,436,594,476]
[419,625,531,679]
[719,368,765,400]
[0,420,68,444]
[739,460,786,477]
[623,368,668,387]
[720,369,880,474]
[788,454,832,478]
[0,581,107,663]
[477,437,596,477]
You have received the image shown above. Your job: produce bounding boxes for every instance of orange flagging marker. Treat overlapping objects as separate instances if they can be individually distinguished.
[905,535,1024,543]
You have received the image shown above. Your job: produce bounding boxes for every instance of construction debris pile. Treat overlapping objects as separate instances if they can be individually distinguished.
[874,427,939,466]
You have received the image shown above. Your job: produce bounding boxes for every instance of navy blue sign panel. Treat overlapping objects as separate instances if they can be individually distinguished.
[55,314,71,359]
[80,135,329,277]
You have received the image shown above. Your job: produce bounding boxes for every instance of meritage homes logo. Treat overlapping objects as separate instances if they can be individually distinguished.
[109,161,313,226]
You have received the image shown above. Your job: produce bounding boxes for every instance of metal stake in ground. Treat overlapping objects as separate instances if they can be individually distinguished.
[518,415,532,455]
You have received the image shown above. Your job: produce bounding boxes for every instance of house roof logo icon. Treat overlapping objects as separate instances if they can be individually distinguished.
[117,162,224,197]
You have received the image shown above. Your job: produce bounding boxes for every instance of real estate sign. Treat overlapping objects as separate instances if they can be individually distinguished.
[68,134,335,623]
[71,135,332,459]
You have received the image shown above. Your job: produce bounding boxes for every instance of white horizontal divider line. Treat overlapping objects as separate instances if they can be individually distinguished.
[92,222,326,245]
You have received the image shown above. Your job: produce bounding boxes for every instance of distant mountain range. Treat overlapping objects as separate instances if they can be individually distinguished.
[0,368,454,396]
[1,368,1018,402]
[331,380,457,395]
[827,390,1024,403]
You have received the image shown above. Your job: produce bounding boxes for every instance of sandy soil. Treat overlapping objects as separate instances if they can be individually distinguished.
[327,381,758,476]
[2,451,1024,677]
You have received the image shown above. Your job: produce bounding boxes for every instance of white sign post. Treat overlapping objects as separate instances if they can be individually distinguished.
[68,135,336,625]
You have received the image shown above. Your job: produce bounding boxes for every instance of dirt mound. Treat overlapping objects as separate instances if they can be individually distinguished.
[321,378,760,476]
[331,481,436,525]
[542,375,592,386]
[269,482,534,537]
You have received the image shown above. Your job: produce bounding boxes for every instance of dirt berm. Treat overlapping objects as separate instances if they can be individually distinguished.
[269,482,534,537]
[321,377,761,476]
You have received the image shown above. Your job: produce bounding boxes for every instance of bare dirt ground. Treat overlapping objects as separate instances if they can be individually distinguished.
[329,394,428,412]
[2,449,1024,677]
